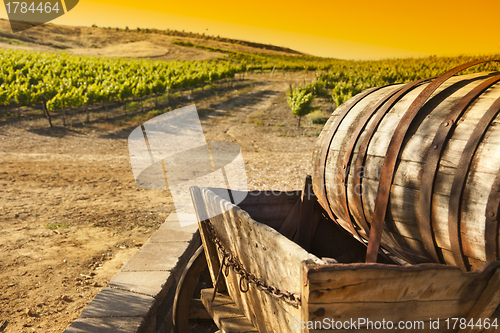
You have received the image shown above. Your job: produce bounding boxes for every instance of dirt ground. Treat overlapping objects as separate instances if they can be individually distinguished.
[0,72,332,332]
[0,19,302,61]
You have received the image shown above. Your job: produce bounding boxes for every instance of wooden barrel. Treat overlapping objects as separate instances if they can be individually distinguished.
[311,60,500,271]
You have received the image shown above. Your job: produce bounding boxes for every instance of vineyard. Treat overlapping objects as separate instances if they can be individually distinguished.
[195,44,500,106]
[0,45,499,125]
[0,48,244,123]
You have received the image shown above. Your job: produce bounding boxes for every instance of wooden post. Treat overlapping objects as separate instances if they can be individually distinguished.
[190,186,227,294]
[105,97,109,119]
[85,85,89,123]
[294,175,321,252]
[62,85,66,126]
[279,175,321,251]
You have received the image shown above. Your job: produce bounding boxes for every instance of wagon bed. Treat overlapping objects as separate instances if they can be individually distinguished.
[175,185,500,333]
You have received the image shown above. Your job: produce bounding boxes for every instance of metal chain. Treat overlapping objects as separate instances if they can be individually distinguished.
[203,219,301,307]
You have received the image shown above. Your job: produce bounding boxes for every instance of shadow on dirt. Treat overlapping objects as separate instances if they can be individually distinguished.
[27,126,85,137]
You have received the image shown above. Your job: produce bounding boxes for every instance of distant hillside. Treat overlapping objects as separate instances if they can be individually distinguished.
[0,19,304,60]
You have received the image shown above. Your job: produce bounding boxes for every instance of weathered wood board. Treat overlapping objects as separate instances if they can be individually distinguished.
[194,187,324,333]
[201,289,259,333]
[192,187,500,333]
[304,263,500,333]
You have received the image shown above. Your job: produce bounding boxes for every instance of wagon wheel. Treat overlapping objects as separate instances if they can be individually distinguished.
[173,245,216,333]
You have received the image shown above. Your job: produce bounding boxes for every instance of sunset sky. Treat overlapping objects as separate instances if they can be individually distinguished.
[2,0,499,59]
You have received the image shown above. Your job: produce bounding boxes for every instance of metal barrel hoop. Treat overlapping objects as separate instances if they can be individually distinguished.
[351,77,436,238]
[485,154,500,262]
[339,85,409,239]
[317,86,385,226]
[420,74,500,264]
[449,94,500,270]
[365,59,500,264]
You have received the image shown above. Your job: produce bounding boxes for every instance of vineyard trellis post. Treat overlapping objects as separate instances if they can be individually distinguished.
[62,85,67,126]
[83,74,90,123]
[85,84,89,123]
[270,64,276,77]
[41,93,52,128]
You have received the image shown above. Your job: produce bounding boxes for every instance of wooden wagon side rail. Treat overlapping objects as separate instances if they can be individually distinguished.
[304,263,500,333]
[191,186,325,333]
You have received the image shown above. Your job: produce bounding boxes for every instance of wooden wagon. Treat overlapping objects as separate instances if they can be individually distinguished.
[172,60,500,332]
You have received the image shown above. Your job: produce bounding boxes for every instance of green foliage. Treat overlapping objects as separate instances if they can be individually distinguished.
[0,48,244,111]
[287,79,330,127]
[287,87,314,117]
[1,46,498,121]
[287,85,319,127]
[331,81,354,107]
[307,110,329,124]
[147,109,163,117]
[178,42,499,106]
[46,222,71,229]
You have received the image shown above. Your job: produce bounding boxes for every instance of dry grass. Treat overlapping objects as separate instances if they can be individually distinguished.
[0,19,301,60]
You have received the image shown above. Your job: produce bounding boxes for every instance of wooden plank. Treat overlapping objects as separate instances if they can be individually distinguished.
[304,262,500,330]
[303,266,454,333]
[309,324,453,333]
[459,269,500,333]
[482,309,500,333]
[306,263,500,304]
[279,197,300,239]
[295,176,321,252]
[200,187,324,333]
[334,86,403,137]
[215,189,301,231]
[357,154,497,198]
[308,301,473,326]
[355,179,492,264]
[191,186,227,293]
[220,317,261,333]
[200,289,258,333]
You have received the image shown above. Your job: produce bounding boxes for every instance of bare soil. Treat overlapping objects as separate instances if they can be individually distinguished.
[0,71,332,332]
[0,19,302,60]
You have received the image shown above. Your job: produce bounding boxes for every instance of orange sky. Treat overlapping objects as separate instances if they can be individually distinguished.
[2,0,499,59]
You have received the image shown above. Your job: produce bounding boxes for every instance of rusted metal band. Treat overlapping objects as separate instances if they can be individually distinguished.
[317,86,382,226]
[350,77,435,238]
[338,85,406,239]
[449,95,500,270]
[485,153,500,262]
[420,74,500,264]
[365,59,499,264]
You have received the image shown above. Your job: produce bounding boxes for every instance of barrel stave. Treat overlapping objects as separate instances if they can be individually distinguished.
[312,71,500,270]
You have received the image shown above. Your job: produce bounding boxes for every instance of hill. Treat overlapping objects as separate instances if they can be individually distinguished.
[0,19,304,60]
